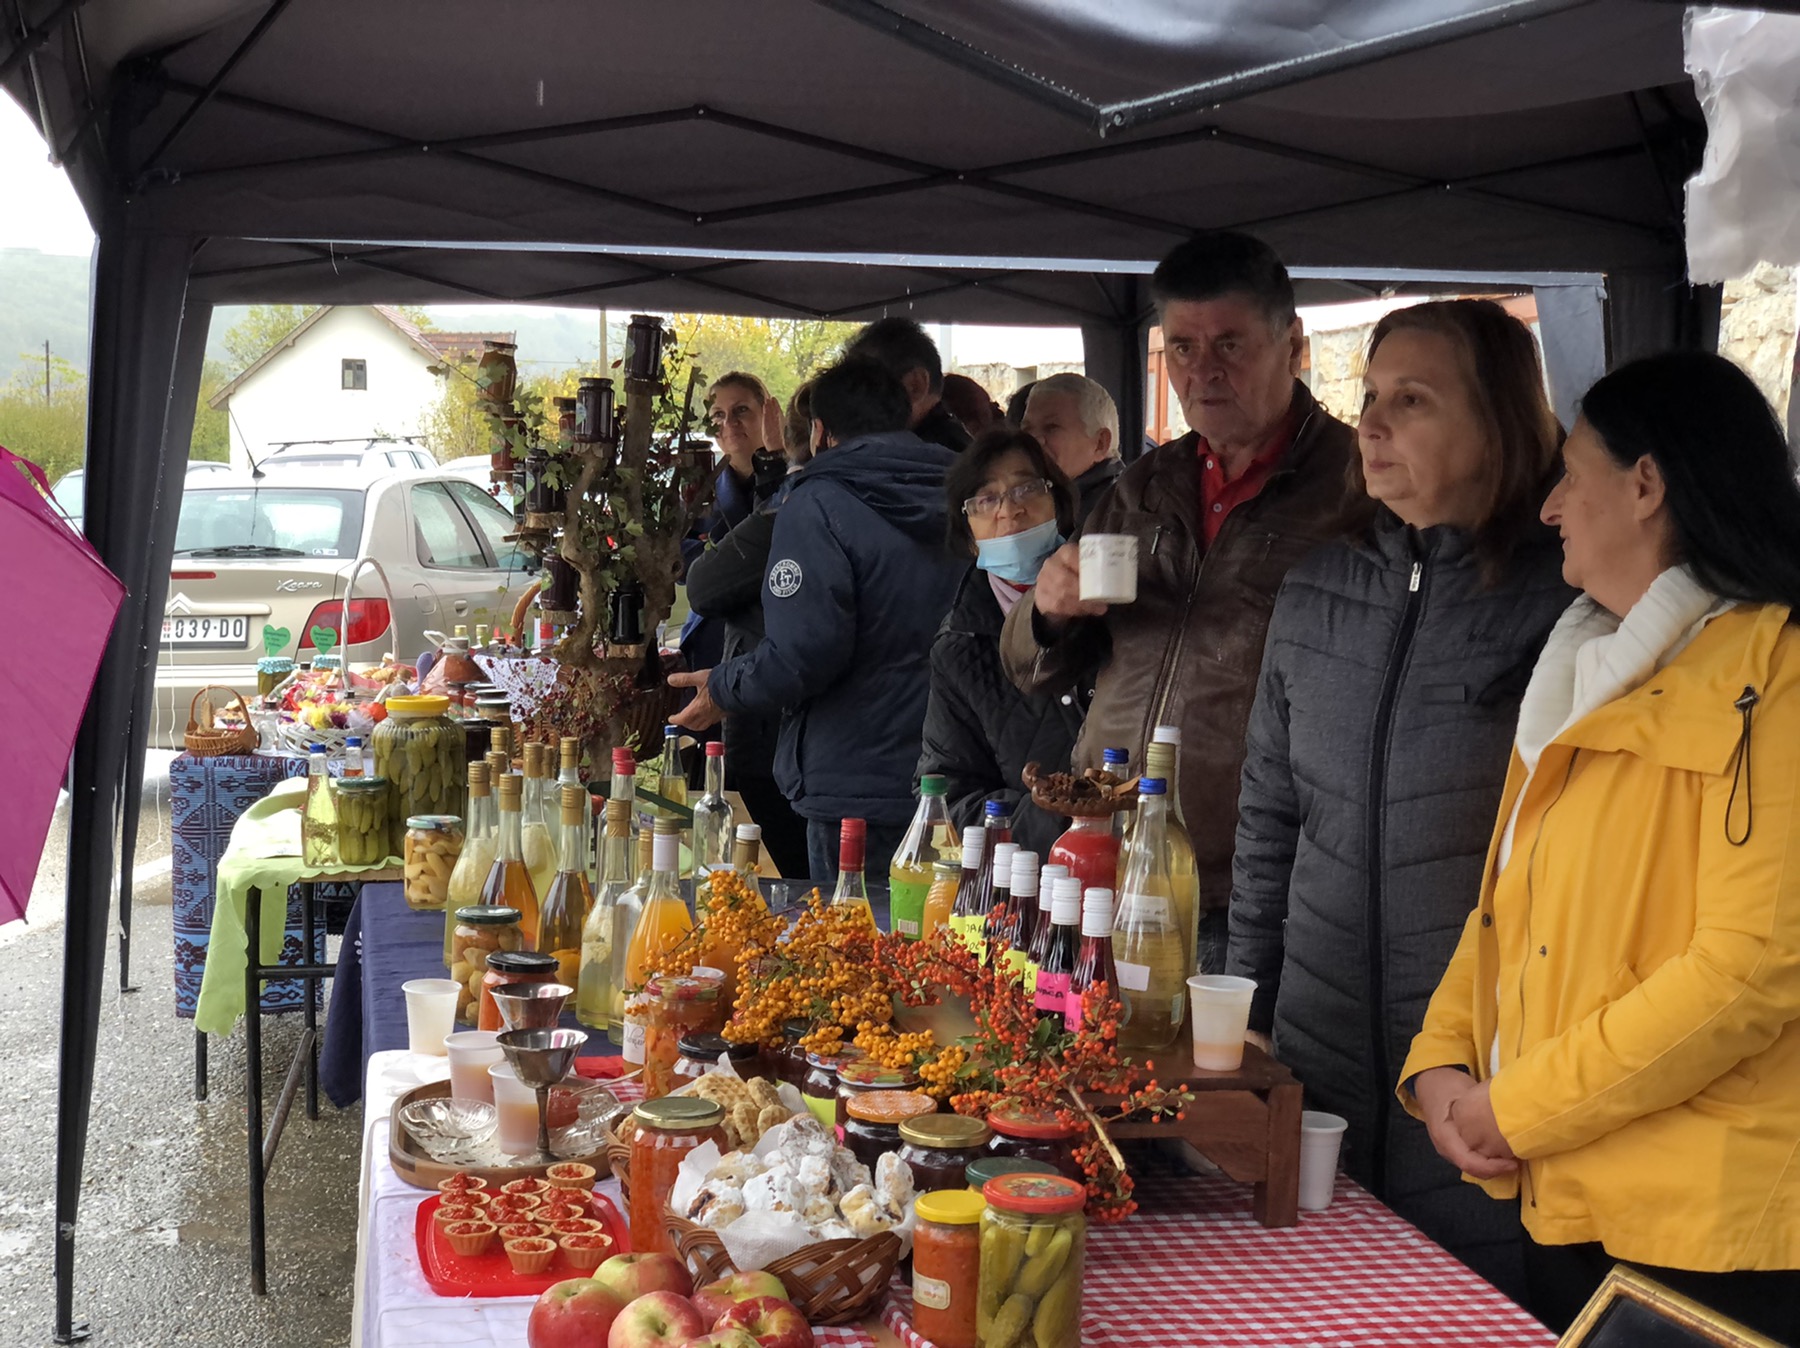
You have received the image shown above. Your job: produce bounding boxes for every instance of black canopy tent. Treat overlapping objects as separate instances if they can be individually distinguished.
[0,0,1752,1337]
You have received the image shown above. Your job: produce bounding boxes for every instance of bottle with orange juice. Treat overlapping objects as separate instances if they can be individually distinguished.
[620,817,693,1066]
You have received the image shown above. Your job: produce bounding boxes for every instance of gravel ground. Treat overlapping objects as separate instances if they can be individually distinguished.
[2,765,360,1346]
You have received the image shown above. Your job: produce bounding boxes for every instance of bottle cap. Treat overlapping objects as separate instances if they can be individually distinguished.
[467,761,490,791]
[1102,747,1127,765]
[652,826,679,873]
[308,742,325,753]
[612,747,635,772]
[961,824,986,867]
[919,774,947,797]
[705,741,725,758]
[346,735,362,748]
[664,723,680,737]
[1152,724,1182,746]
[990,843,1017,887]
[983,798,1009,819]
[1138,777,1167,796]
[559,783,586,817]
[1081,886,1115,937]
[839,817,866,871]
[735,823,762,842]
[1010,850,1040,898]
[1051,877,1082,925]
[497,774,523,803]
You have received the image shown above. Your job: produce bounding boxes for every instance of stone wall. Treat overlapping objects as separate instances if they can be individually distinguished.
[1718,263,1796,429]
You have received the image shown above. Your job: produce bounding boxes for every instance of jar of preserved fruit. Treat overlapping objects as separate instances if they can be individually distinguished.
[450,905,522,1026]
[801,1047,864,1132]
[642,972,725,1100]
[965,1156,1057,1193]
[843,1090,936,1173]
[977,1173,1085,1348]
[404,815,463,909]
[374,695,466,823]
[835,1059,924,1130]
[479,950,559,1032]
[672,1034,759,1091]
[628,1097,727,1255]
[256,656,294,698]
[912,1189,986,1348]
[329,777,392,866]
[773,1020,812,1090]
[986,1107,1083,1183]
[898,1114,992,1193]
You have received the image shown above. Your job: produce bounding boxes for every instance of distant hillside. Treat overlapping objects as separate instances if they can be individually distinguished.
[0,248,90,383]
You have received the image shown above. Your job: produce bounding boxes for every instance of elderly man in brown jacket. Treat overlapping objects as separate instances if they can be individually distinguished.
[1001,230,1355,974]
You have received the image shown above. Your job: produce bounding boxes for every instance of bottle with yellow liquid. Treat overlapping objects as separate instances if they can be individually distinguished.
[1140,725,1201,978]
[521,742,559,902]
[888,774,959,940]
[1112,777,1188,1055]
[920,860,962,936]
[608,826,653,1046]
[480,773,540,949]
[444,761,497,967]
[656,723,689,864]
[301,743,337,866]
[621,818,693,1066]
[829,818,877,931]
[538,784,592,988]
[577,798,630,1031]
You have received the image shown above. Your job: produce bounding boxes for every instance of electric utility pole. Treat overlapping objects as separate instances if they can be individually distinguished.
[44,340,51,403]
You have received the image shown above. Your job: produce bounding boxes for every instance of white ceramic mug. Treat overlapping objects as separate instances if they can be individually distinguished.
[1078,533,1139,604]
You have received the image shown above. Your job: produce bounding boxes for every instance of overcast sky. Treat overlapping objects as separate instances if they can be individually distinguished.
[1,97,94,256]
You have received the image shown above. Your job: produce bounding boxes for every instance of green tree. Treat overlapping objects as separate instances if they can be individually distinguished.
[669,314,856,410]
[0,354,87,483]
[220,304,318,375]
[189,358,231,462]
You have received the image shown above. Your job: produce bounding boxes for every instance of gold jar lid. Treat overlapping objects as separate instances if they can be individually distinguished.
[899,1113,992,1149]
[633,1097,726,1131]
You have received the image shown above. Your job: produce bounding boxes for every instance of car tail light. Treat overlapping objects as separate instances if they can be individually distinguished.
[170,571,216,580]
[300,598,391,648]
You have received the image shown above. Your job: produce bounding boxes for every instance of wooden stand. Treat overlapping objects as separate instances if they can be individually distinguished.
[1097,1044,1303,1228]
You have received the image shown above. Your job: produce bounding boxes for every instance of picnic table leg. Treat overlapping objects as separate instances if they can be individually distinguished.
[1254,1079,1303,1229]
[302,882,319,1121]
[245,884,268,1297]
[195,1028,208,1102]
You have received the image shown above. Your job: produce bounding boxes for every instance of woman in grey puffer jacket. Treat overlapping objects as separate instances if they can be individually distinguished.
[1227,301,1573,1303]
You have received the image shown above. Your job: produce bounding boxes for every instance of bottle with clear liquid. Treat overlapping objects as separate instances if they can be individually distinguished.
[480,773,541,949]
[301,743,337,866]
[608,828,654,1046]
[691,741,734,880]
[1102,747,1130,842]
[577,798,629,1030]
[538,784,593,988]
[889,774,960,941]
[656,724,689,861]
[1142,726,1201,977]
[444,761,496,967]
[521,742,559,902]
[829,818,877,931]
[557,735,592,879]
[1112,778,1189,1055]
[621,820,694,1066]
[948,824,990,955]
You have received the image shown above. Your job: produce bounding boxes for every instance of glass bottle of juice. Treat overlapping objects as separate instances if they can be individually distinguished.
[1066,886,1118,1033]
[1049,812,1120,899]
[1142,725,1201,977]
[301,743,337,866]
[920,860,961,937]
[1033,878,1081,1031]
[656,724,689,861]
[621,819,694,1066]
[577,798,629,1030]
[538,784,592,988]
[691,741,734,879]
[608,828,654,1047]
[982,797,1012,849]
[888,774,959,941]
[990,848,1036,981]
[556,735,591,879]
[948,824,990,954]
[1026,862,1068,995]
[521,742,559,902]
[480,773,541,949]
[1112,778,1188,1055]
[444,761,496,967]
[829,818,877,931]
[980,842,1017,959]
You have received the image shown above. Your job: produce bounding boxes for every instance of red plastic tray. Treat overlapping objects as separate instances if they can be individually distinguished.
[416,1188,631,1298]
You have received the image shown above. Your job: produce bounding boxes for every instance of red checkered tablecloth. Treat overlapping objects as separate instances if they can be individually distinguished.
[880,1172,1556,1348]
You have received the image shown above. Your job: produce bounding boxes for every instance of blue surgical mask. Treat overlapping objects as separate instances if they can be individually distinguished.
[975,518,1063,585]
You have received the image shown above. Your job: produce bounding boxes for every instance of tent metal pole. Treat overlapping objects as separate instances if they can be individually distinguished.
[0,0,83,84]
[135,0,295,176]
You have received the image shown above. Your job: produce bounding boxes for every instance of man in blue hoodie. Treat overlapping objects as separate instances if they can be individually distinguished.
[670,356,965,884]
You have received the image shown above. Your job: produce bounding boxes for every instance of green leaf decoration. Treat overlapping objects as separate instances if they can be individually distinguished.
[309,625,338,655]
[261,624,291,656]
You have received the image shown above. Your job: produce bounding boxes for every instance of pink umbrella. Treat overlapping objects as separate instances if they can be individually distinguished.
[0,446,125,925]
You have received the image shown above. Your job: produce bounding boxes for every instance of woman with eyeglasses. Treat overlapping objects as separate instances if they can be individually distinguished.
[917,427,1084,855]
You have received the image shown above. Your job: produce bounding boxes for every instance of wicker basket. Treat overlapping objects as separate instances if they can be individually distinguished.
[183,686,259,758]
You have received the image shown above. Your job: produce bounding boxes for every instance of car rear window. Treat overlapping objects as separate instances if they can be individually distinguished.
[174,486,365,557]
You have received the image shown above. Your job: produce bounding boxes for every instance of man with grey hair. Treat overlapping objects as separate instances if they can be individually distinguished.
[1020,372,1123,520]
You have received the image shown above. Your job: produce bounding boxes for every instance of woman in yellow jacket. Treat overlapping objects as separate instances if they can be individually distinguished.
[1401,351,1800,1342]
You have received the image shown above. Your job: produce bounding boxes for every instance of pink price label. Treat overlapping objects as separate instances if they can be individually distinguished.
[1034,972,1070,1016]
[1065,986,1084,1032]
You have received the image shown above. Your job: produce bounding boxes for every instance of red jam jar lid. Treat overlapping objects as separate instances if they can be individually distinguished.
[987,1107,1078,1140]
[983,1172,1086,1215]
[845,1090,936,1124]
[838,1060,919,1089]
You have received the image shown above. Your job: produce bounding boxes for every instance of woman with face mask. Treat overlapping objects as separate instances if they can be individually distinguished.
[916,426,1083,855]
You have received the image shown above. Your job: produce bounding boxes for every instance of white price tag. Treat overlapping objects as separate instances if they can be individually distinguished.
[1115,960,1151,992]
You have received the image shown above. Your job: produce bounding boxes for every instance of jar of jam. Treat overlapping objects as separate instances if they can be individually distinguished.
[672,1034,760,1091]
[911,1189,986,1348]
[773,1020,812,1089]
[642,971,726,1100]
[843,1090,936,1173]
[986,1107,1083,1183]
[451,905,522,1025]
[478,950,559,1032]
[898,1114,992,1193]
[977,1173,1085,1348]
[835,1059,923,1130]
[965,1156,1057,1193]
[801,1047,864,1131]
[628,1097,726,1255]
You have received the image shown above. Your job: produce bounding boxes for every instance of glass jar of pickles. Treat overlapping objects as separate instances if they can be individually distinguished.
[403,815,463,910]
[328,777,391,866]
[642,971,726,1100]
[449,905,522,1025]
[965,1156,1056,1193]
[256,656,294,697]
[897,1113,992,1193]
[374,694,466,824]
[976,1173,1085,1348]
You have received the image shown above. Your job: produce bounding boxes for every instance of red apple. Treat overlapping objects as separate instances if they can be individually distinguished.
[692,1270,791,1328]
[527,1277,627,1348]
[595,1251,695,1303]
[606,1289,705,1348]
[716,1296,814,1348]
[681,1331,762,1348]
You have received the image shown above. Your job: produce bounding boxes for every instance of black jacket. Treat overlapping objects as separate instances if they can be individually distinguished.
[709,431,964,825]
[1072,457,1123,522]
[915,401,971,454]
[686,496,783,781]
[1226,515,1572,1295]
[917,567,1083,856]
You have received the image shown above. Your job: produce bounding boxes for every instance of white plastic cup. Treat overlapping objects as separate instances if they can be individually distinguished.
[1187,974,1256,1071]
[1079,533,1139,604]
[489,1062,541,1153]
[402,978,460,1056]
[1299,1110,1349,1211]
[443,1030,504,1102]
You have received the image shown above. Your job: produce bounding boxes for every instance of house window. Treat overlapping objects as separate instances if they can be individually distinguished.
[342,359,367,390]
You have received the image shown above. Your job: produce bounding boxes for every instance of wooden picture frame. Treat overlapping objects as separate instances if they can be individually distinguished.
[1557,1266,1785,1348]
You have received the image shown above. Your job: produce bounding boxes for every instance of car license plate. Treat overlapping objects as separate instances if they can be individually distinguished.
[161,615,251,645]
